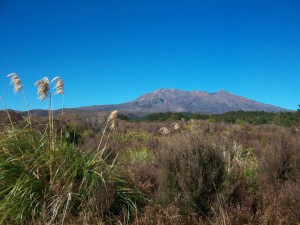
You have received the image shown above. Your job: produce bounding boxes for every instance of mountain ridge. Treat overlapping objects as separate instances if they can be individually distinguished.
[76,88,289,115]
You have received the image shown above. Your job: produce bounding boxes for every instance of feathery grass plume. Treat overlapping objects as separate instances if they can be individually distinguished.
[104,110,119,148]
[174,122,180,130]
[110,120,118,131]
[34,77,50,100]
[2,73,24,129]
[51,76,64,95]
[108,110,118,122]
[7,73,23,93]
[159,127,170,135]
[97,110,118,152]
[107,110,118,131]
[7,73,32,128]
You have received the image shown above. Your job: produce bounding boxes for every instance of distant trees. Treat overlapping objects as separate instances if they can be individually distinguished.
[118,111,300,127]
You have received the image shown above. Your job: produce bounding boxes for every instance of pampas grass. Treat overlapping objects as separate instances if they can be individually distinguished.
[174,122,180,130]
[97,110,118,152]
[7,73,23,93]
[35,76,55,184]
[7,73,32,127]
[52,76,64,95]
[34,77,50,101]
[52,76,65,145]
[52,76,64,117]
[34,76,66,186]
[34,76,57,185]
[108,110,118,122]
[159,127,170,135]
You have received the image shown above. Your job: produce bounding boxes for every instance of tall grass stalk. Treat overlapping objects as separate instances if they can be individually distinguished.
[52,76,64,146]
[22,90,32,127]
[0,96,14,129]
[97,110,118,153]
[34,77,54,184]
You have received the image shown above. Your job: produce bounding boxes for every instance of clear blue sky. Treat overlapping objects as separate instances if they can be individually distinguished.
[0,0,299,111]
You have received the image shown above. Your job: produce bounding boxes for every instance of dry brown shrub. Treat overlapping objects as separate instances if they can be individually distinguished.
[156,131,226,217]
[133,202,202,225]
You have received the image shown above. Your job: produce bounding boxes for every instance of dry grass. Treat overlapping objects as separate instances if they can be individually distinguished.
[102,120,300,224]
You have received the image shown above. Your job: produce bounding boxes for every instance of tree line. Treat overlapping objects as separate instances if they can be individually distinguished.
[118,110,300,127]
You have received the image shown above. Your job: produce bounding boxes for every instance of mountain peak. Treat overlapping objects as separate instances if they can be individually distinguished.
[152,88,185,93]
[217,89,229,94]
[152,88,231,95]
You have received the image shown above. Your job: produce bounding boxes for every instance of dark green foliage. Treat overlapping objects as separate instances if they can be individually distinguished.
[117,114,135,121]
[145,112,186,122]
[65,126,83,144]
[119,111,300,127]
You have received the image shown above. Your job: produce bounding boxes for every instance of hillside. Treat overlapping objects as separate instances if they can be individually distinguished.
[77,89,288,114]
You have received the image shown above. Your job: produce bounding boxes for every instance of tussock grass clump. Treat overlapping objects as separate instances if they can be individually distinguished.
[0,129,46,224]
[0,128,146,224]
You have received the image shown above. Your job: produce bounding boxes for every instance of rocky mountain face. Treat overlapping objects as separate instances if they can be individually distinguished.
[77,89,288,114]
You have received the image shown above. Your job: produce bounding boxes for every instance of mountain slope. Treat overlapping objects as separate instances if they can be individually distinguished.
[77,89,288,114]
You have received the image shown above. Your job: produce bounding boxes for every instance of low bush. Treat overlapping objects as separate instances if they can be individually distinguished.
[156,132,226,217]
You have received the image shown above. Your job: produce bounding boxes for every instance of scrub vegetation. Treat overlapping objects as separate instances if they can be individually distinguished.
[0,75,299,224]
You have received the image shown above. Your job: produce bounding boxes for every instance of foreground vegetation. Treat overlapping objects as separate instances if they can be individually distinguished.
[1,115,299,224]
[0,74,299,224]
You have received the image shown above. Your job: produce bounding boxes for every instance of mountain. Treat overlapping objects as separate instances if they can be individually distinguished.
[77,89,288,115]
